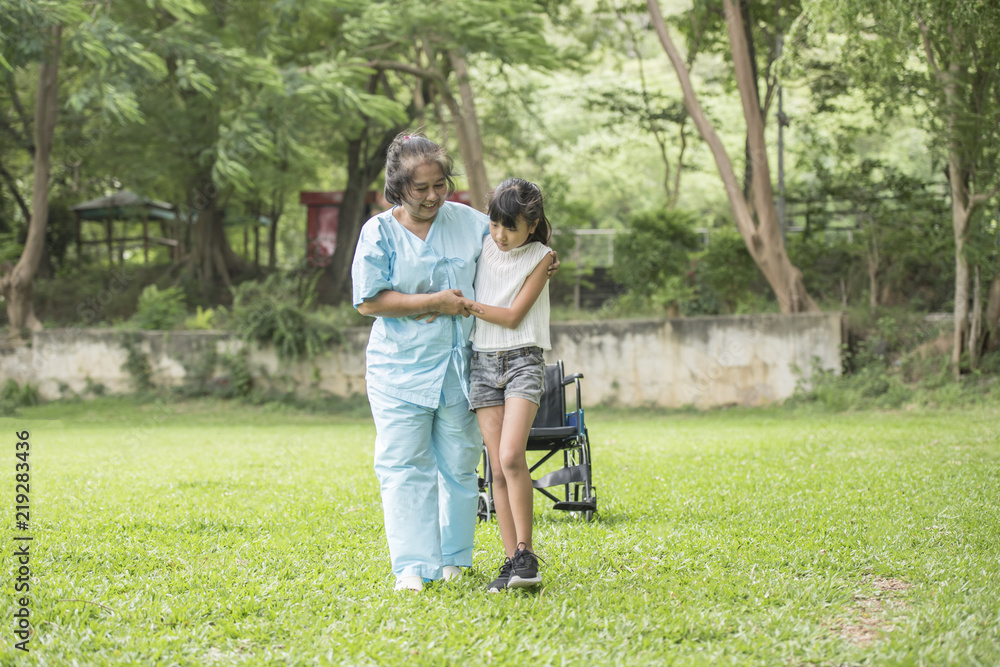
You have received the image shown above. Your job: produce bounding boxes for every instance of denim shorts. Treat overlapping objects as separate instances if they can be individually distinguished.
[469,346,545,409]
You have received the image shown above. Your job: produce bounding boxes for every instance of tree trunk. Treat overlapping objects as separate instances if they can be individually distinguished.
[950,207,971,374]
[1,26,61,334]
[647,0,817,313]
[984,274,1000,353]
[865,215,879,311]
[323,124,401,302]
[920,20,991,377]
[266,192,282,272]
[183,173,245,292]
[188,199,239,290]
[268,212,278,270]
[445,50,489,212]
[739,0,761,202]
[943,62,972,375]
[969,265,982,369]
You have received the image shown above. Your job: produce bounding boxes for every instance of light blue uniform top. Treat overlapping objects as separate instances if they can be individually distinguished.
[352,201,490,409]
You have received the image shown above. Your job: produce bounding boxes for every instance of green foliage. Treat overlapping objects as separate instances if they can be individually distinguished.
[84,377,106,397]
[184,306,216,330]
[119,332,153,392]
[226,271,340,360]
[689,229,773,315]
[218,350,253,399]
[788,156,954,310]
[0,379,39,416]
[32,263,164,328]
[787,308,989,410]
[786,233,863,308]
[0,232,21,263]
[611,208,700,304]
[791,356,1000,411]
[130,285,186,330]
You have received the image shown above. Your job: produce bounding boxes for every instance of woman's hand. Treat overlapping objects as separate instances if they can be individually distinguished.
[547,250,560,277]
[413,289,483,322]
[436,289,483,317]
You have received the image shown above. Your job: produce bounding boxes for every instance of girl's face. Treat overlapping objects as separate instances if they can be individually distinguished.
[490,215,538,252]
[400,162,447,223]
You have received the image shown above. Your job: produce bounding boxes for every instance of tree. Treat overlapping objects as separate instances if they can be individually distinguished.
[82,0,402,292]
[359,0,562,211]
[611,208,701,314]
[306,0,569,302]
[0,24,61,333]
[798,0,1000,372]
[647,0,818,313]
[913,4,1000,371]
[323,98,410,302]
[0,1,111,333]
[588,3,692,208]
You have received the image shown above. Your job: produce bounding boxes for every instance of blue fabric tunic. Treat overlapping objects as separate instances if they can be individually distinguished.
[352,201,490,408]
[352,201,490,579]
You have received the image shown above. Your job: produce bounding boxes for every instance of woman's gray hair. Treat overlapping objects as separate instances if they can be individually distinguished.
[383,131,455,205]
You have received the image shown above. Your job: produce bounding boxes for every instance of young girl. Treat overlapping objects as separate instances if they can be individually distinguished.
[467,178,553,592]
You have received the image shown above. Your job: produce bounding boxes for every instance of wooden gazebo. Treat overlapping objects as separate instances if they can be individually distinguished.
[71,190,179,265]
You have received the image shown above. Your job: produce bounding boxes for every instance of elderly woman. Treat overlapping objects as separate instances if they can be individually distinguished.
[352,132,555,592]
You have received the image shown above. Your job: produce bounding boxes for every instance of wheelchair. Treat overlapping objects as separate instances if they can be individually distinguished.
[477,360,597,522]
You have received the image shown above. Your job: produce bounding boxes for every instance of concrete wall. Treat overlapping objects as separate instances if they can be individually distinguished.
[0,312,842,409]
[548,313,842,408]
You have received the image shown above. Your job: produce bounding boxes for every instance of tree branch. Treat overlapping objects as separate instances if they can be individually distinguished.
[970,184,1000,209]
[4,70,34,156]
[918,18,943,80]
[646,0,753,235]
[0,159,31,222]
[0,115,27,148]
[363,60,446,86]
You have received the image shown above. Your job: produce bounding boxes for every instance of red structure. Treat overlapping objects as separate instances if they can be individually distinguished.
[300,190,474,266]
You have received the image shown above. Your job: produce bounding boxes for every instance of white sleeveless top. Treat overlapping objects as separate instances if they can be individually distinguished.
[471,237,552,352]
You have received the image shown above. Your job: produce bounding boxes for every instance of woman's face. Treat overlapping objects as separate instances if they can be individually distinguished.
[490,215,538,252]
[400,162,448,223]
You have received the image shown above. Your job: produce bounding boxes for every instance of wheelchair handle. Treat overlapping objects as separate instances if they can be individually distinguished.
[561,373,584,385]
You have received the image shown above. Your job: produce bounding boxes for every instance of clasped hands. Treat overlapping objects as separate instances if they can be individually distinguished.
[414,289,481,323]
[414,250,559,323]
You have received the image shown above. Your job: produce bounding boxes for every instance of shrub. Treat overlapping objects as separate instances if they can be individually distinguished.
[184,306,216,330]
[0,379,40,416]
[786,310,1000,411]
[612,208,700,302]
[689,229,773,315]
[131,285,186,330]
[120,333,154,392]
[226,272,340,360]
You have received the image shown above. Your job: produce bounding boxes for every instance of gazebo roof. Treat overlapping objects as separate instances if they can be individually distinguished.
[71,190,176,221]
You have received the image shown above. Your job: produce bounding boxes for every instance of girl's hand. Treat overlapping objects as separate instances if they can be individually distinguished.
[412,289,484,321]
[436,289,483,317]
[546,251,560,277]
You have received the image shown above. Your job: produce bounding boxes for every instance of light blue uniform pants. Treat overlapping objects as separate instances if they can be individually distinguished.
[367,384,482,580]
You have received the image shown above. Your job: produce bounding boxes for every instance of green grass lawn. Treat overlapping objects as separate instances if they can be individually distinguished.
[1,398,998,666]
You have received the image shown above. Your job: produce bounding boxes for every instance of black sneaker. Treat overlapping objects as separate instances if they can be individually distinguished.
[507,544,542,588]
[486,557,513,593]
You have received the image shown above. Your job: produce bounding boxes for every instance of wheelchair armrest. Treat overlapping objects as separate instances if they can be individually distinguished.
[561,373,583,385]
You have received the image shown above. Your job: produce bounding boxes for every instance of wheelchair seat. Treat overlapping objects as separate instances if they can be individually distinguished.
[478,360,597,521]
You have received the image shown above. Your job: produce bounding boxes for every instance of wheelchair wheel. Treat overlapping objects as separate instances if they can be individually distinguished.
[580,428,596,521]
[477,491,492,522]
[477,446,493,522]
